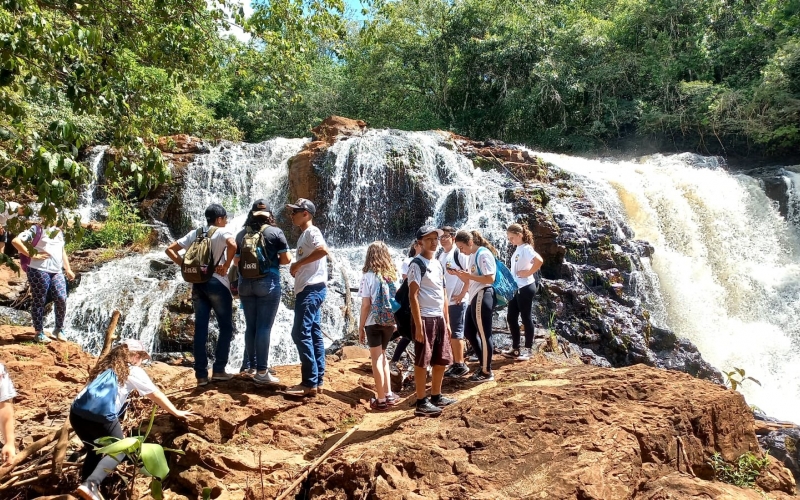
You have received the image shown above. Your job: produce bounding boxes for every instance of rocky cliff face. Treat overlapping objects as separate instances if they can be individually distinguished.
[0,326,794,499]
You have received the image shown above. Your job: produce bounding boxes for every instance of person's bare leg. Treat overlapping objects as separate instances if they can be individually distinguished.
[370,346,387,400]
[415,366,428,400]
[430,365,446,396]
[451,338,464,364]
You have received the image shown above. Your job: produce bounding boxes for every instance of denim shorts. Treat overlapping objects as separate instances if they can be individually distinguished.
[448,302,468,339]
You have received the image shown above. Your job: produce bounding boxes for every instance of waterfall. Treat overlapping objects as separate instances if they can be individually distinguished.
[78,145,109,223]
[57,131,519,377]
[536,151,800,422]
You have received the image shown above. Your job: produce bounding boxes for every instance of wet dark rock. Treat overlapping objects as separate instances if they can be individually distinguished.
[755,412,800,484]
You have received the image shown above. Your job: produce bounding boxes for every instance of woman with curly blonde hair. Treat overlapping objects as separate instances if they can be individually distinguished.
[358,241,401,410]
[70,340,194,500]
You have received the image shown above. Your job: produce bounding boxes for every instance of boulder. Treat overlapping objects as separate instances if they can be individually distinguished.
[311,116,367,145]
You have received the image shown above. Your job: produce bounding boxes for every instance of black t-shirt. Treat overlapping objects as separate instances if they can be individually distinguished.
[235,225,289,275]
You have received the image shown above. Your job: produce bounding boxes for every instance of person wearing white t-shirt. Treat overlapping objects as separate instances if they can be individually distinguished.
[0,201,22,254]
[437,226,471,378]
[358,241,402,411]
[408,225,457,417]
[450,230,498,382]
[503,223,544,361]
[0,362,17,465]
[13,223,75,343]
[166,204,237,386]
[285,198,330,396]
[70,339,194,500]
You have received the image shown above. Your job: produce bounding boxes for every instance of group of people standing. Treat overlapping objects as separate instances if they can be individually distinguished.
[358,223,544,417]
[0,195,543,500]
[165,197,330,396]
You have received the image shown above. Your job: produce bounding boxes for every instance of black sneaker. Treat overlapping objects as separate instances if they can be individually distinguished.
[414,398,443,417]
[430,395,457,407]
[503,348,521,359]
[469,370,494,383]
[444,363,470,378]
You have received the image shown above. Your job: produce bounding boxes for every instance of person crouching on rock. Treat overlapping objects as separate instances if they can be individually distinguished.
[450,230,498,383]
[409,225,457,417]
[71,339,194,500]
[502,223,544,361]
[358,241,402,411]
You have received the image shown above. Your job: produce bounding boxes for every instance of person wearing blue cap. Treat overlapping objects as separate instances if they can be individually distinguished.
[285,198,330,396]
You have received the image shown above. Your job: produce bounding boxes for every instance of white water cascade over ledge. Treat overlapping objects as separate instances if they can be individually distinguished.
[54,130,518,376]
[533,151,800,422]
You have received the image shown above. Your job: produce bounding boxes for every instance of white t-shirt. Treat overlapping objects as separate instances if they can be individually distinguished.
[177,225,234,289]
[438,248,468,305]
[468,247,497,299]
[407,255,446,318]
[0,202,19,227]
[358,271,397,326]
[0,363,17,403]
[512,244,541,288]
[400,258,409,277]
[19,226,64,273]
[294,225,328,293]
[74,365,157,414]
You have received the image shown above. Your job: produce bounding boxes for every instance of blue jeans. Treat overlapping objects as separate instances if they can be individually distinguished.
[192,277,234,379]
[290,283,327,388]
[239,273,281,372]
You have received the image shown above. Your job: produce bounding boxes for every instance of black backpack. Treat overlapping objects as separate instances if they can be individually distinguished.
[393,257,427,340]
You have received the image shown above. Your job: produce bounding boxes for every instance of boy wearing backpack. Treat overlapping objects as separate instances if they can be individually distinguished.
[165,204,237,387]
[285,198,329,396]
[437,226,470,378]
[408,225,457,417]
[71,339,194,500]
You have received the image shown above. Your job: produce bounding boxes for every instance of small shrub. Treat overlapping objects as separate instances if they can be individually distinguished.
[708,451,769,488]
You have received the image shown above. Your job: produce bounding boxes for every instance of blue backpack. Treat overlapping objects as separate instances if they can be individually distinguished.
[71,369,121,422]
[475,247,517,309]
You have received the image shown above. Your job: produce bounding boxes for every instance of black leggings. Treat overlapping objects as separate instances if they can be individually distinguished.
[507,283,537,349]
[464,287,495,373]
[392,336,412,363]
[70,409,124,480]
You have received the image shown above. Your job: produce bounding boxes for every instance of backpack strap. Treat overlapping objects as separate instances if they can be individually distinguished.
[205,226,225,267]
[31,224,43,246]
[453,248,464,270]
[409,257,428,279]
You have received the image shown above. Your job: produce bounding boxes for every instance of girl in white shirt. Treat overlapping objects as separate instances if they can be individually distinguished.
[450,230,498,382]
[504,223,544,360]
[71,339,194,500]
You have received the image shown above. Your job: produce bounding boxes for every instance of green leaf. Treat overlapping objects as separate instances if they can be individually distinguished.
[96,436,141,455]
[140,443,170,480]
[150,479,164,500]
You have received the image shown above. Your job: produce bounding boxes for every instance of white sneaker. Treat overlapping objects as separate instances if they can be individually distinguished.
[76,481,104,500]
[253,371,280,386]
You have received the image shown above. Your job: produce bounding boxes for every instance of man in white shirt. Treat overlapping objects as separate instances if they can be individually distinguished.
[437,226,471,378]
[409,225,457,417]
[166,204,237,387]
[285,198,330,396]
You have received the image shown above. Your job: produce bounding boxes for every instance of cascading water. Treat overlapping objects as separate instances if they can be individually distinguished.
[78,145,109,223]
[58,131,519,376]
[535,151,800,422]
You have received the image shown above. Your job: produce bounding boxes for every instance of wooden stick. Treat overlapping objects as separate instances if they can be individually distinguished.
[99,310,121,359]
[0,429,60,479]
[275,426,359,500]
[676,436,696,478]
[9,462,79,480]
[52,420,72,475]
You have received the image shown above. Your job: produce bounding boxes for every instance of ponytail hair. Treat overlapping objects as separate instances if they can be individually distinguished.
[408,241,419,258]
[507,223,534,245]
[455,230,498,257]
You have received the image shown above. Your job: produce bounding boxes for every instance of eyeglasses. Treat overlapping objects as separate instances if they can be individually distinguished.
[439,233,453,240]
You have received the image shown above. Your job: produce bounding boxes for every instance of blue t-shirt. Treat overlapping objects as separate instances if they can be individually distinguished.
[235,225,289,276]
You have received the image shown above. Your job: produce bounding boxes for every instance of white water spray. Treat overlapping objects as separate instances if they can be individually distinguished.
[537,151,800,422]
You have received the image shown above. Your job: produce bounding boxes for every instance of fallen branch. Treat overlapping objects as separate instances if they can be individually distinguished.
[52,420,73,475]
[0,429,60,479]
[275,425,359,500]
[676,436,696,478]
[8,462,79,480]
[99,310,121,359]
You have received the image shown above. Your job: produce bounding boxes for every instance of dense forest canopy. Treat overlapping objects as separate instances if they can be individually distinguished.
[1,0,799,227]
